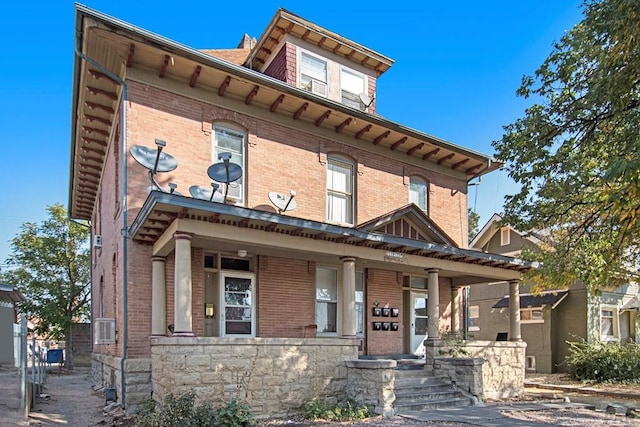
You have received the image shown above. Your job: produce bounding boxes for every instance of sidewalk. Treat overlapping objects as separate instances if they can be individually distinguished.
[525,378,640,401]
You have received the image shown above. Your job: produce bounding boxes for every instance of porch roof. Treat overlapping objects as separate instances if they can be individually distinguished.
[130,192,538,279]
[493,290,568,310]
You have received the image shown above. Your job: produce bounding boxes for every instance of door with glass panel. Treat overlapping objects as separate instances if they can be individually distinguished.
[411,292,429,355]
[220,272,255,337]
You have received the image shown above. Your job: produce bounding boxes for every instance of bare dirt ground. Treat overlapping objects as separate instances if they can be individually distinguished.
[3,368,640,426]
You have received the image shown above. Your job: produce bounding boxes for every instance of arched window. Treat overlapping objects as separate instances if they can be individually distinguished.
[212,123,247,204]
[326,154,355,225]
[409,176,428,213]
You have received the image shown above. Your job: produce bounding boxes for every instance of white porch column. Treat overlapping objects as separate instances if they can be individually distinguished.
[151,256,167,336]
[509,279,522,341]
[451,286,462,334]
[173,232,194,336]
[340,256,357,338]
[426,268,440,340]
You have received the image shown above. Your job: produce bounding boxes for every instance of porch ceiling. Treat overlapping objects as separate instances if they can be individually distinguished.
[130,192,536,284]
[70,5,501,221]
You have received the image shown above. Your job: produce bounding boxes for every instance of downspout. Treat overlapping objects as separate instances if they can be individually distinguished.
[74,18,129,410]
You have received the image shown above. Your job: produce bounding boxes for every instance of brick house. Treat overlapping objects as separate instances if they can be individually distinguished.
[469,214,639,373]
[69,5,534,415]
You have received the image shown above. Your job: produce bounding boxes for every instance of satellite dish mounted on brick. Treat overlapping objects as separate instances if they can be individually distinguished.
[129,139,181,195]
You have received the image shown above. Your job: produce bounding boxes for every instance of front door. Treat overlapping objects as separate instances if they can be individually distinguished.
[411,292,429,355]
[220,272,255,337]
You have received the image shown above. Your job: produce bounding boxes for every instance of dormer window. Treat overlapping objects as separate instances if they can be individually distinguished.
[341,68,366,110]
[300,51,327,97]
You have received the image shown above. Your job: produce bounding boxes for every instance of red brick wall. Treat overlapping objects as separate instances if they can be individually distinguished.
[90,80,468,359]
[365,269,404,354]
[264,45,288,82]
[257,256,315,337]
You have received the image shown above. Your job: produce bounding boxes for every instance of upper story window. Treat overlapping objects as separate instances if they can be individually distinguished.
[300,51,327,97]
[409,176,428,213]
[327,155,355,225]
[500,227,510,246]
[341,68,366,110]
[212,124,246,204]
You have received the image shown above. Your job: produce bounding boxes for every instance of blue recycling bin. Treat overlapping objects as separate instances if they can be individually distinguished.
[46,349,64,364]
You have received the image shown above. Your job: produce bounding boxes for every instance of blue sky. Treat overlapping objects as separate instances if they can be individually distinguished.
[0,1,584,268]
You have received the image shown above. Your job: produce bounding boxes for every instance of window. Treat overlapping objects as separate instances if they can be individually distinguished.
[409,176,428,213]
[500,227,510,246]
[300,51,327,96]
[327,155,355,225]
[468,305,480,331]
[341,68,366,110]
[520,308,544,323]
[355,271,365,336]
[212,125,246,204]
[316,267,338,334]
[600,308,617,339]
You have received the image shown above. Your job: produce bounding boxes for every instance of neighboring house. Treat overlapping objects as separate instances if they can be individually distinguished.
[0,283,24,366]
[69,6,535,414]
[469,214,639,373]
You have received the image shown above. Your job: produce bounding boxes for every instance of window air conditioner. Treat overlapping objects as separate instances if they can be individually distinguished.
[93,235,103,249]
[310,80,327,97]
[94,318,116,344]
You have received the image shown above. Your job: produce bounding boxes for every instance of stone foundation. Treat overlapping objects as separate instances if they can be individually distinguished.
[151,337,359,418]
[91,353,152,414]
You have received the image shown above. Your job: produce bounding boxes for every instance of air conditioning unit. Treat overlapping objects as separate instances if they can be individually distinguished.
[94,318,116,344]
[310,80,327,97]
[93,235,103,249]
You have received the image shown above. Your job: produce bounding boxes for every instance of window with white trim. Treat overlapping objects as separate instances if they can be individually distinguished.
[500,227,510,246]
[212,124,246,204]
[316,267,338,334]
[600,307,619,340]
[327,155,355,225]
[341,68,366,110]
[520,308,544,323]
[300,51,327,96]
[468,305,480,331]
[409,176,428,213]
[315,267,364,336]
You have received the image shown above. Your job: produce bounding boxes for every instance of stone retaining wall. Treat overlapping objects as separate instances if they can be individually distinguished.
[150,337,359,418]
[432,357,483,400]
[345,359,396,416]
[464,340,526,400]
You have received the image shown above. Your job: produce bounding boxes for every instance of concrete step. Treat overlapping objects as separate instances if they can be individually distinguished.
[395,389,463,402]
[394,383,456,397]
[394,396,473,411]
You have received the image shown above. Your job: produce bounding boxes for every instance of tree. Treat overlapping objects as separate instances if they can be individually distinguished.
[493,0,640,291]
[468,208,480,244]
[5,204,90,368]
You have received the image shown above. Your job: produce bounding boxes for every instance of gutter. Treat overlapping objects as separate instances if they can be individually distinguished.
[73,4,129,410]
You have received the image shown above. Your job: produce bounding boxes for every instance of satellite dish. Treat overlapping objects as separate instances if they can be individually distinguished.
[189,184,223,202]
[358,93,374,109]
[269,190,297,213]
[130,144,178,173]
[207,162,242,183]
[207,152,243,203]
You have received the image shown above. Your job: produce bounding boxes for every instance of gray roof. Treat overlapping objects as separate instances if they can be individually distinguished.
[0,283,24,304]
[493,290,568,309]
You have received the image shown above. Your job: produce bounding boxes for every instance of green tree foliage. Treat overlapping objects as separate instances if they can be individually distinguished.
[5,204,90,368]
[468,208,480,244]
[493,0,640,291]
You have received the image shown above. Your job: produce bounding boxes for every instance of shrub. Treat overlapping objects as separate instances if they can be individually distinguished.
[303,397,369,421]
[216,398,255,427]
[566,339,640,383]
[134,390,217,427]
